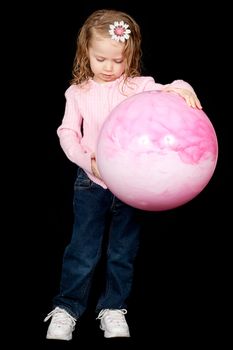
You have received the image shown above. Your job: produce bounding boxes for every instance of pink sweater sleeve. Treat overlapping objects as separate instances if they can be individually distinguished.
[143,77,196,94]
[167,79,196,94]
[57,85,92,174]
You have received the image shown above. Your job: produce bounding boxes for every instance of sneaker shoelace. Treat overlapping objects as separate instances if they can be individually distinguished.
[96,309,128,327]
[44,308,76,329]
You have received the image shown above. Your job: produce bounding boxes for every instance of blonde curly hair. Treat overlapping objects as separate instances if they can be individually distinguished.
[71,9,142,85]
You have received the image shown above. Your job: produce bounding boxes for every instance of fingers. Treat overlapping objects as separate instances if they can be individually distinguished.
[185,94,202,109]
[184,94,202,109]
[91,157,102,179]
[164,87,202,109]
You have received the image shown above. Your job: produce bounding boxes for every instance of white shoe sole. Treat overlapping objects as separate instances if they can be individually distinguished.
[46,331,72,341]
[104,332,130,338]
[101,327,130,338]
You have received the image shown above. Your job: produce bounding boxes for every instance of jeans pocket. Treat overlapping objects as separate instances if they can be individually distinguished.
[74,167,92,189]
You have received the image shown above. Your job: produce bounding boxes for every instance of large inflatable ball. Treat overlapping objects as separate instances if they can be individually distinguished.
[96,91,218,211]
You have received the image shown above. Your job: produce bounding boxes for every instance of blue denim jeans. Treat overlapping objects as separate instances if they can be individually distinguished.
[53,167,141,319]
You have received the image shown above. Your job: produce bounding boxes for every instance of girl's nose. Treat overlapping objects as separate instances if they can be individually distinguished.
[103,61,113,71]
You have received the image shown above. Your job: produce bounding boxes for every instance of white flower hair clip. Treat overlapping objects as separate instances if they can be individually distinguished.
[109,21,131,43]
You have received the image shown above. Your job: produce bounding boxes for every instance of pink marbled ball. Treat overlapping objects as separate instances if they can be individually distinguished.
[96,91,218,211]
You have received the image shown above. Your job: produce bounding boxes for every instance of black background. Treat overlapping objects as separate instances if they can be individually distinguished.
[9,1,231,348]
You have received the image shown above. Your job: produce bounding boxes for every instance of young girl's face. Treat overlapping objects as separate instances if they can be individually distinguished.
[88,34,126,83]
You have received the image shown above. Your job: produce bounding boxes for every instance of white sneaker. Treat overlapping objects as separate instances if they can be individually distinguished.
[44,307,76,341]
[97,309,130,338]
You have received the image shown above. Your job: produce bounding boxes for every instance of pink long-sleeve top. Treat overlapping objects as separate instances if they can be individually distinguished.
[57,75,196,189]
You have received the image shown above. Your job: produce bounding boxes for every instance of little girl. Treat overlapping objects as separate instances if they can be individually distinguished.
[44,9,202,341]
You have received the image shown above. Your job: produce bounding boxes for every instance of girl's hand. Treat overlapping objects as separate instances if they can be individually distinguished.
[163,87,202,109]
[91,154,102,180]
